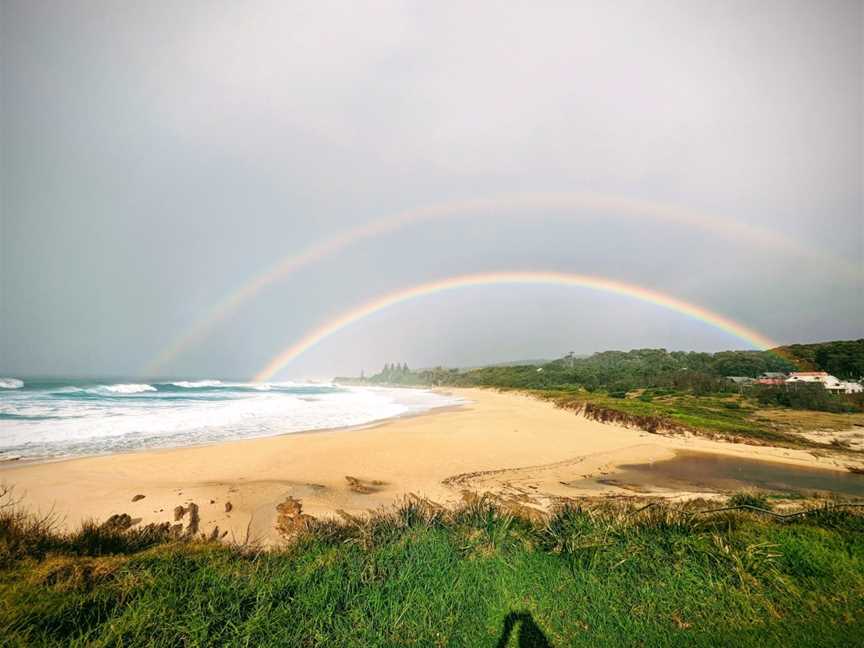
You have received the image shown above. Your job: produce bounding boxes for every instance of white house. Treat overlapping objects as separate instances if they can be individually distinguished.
[838,381,863,394]
[785,371,863,394]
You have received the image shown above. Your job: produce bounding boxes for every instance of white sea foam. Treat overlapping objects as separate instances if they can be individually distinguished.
[98,383,157,394]
[0,378,23,389]
[0,384,464,460]
[170,380,223,388]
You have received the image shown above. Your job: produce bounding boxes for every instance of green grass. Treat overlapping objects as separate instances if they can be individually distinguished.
[531,388,845,448]
[2,496,863,647]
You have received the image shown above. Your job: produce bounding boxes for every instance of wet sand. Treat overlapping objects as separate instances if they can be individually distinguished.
[584,450,864,497]
[2,388,860,544]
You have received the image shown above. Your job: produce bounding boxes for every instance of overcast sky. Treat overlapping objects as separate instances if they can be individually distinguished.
[1,0,861,380]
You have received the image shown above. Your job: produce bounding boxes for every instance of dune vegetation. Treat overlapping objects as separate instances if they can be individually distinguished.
[342,342,864,450]
[2,485,863,647]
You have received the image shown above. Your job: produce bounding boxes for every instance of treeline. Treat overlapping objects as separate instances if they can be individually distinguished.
[775,339,864,379]
[401,348,796,394]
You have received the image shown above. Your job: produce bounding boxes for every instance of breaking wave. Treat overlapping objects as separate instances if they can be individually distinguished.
[0,378,23,390]
[170,380,223,389]
[98,383,157,394]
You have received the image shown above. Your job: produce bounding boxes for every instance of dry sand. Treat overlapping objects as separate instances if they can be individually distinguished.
[1,388,859,544]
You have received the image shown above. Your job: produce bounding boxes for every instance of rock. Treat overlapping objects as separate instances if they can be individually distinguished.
[345,475,386,494]
[172,503,200,535]
[101,513,133,531]
[224,501,233,513]
[185,502,200,535]
[131,494,146,502]
[277,497,303,517]
[139,521,172,538]
[275,496,315,537]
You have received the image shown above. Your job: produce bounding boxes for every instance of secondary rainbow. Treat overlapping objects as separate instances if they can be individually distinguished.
[254,271,780,381]
[145,191,838,376]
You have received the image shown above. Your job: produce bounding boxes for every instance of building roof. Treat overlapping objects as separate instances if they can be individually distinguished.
[789,371,829,377]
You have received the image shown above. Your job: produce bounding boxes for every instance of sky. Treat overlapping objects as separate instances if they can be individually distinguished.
[1,0,861,380]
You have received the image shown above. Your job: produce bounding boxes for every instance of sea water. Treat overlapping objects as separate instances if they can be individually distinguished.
[0,378,462,462]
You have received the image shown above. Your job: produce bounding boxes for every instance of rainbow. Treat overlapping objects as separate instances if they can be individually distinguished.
[145,191,837,376]
[254,271,781,381]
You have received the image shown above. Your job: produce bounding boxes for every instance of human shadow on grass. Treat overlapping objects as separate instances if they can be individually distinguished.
[495,611,552,647]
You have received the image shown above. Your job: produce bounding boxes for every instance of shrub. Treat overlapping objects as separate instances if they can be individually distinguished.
[728,491,772,511]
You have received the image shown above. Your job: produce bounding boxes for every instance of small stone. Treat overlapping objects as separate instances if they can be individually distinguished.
[224,501,233,513]
[131,494,145,502]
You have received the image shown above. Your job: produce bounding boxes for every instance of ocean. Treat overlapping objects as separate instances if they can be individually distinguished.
[0,378,461,462]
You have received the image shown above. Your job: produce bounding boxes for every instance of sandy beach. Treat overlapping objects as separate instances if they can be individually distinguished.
[2,388,860,545]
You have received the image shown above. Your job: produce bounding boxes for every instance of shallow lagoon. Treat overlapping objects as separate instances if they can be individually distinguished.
[600,450,864,497]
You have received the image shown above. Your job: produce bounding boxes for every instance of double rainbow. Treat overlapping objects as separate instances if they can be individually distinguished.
[145,191,837,376]
[254,271,780,381]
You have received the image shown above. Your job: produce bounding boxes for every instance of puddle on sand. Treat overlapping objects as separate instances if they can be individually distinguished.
[578,451,864,497]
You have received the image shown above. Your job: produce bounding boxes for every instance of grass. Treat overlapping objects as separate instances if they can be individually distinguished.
[750,408,864,433]
[728,491,773,510]
[528,388,864,450]
[2,491,864,647]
